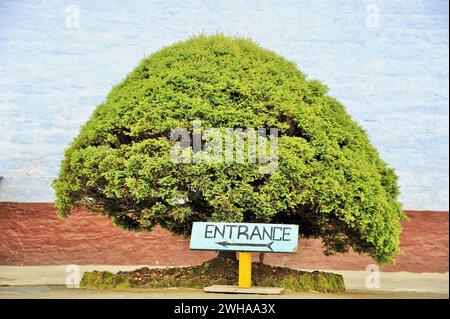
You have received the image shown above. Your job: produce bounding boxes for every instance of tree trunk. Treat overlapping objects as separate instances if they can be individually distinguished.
[217,251,237,262]
[258,252,265,265]
[257,253,265,278]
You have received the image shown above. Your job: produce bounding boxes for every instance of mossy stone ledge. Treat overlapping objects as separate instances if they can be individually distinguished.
[80,259,345,293]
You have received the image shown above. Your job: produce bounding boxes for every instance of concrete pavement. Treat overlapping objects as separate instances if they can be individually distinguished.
[0,285,448,299]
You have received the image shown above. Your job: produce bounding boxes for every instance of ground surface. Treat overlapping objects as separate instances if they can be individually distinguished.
[0,265,448,299]
[0,285,447,299]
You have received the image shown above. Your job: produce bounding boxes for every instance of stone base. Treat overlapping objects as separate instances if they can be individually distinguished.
[204,285,284,295]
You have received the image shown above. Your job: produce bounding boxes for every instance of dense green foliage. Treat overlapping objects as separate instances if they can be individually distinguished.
[53,34,405,263]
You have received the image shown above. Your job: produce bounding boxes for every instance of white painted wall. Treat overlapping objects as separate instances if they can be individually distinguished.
[0,0,448,210]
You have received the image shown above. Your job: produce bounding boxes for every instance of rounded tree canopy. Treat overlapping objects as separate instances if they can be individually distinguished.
[53,34,405,264]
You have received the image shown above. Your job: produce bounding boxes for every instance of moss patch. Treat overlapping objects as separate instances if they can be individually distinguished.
[80,256,345,293]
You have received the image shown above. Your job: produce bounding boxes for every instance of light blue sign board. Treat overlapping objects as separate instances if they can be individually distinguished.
[189,222,299,253]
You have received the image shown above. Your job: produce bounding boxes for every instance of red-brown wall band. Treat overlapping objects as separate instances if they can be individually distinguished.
[0,202,448,272]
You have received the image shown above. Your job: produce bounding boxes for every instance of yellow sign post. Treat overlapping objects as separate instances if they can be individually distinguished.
[238,252,252,288]
[190,222,299,294]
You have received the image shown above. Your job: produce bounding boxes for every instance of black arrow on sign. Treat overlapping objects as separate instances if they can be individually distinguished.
[216,241,274,251]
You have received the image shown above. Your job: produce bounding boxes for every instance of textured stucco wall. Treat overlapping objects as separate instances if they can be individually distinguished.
[0,0,448,210]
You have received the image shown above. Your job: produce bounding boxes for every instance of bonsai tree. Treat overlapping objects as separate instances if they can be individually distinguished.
[53,34,405,264]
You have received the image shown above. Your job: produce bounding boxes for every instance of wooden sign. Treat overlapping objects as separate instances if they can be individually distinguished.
[189,222,299,253]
